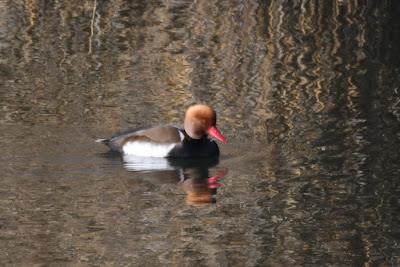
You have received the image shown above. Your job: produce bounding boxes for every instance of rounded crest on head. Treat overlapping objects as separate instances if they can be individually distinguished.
[185,105,216,125]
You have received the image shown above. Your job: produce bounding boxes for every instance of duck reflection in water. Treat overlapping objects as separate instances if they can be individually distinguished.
[183,169,227,206]
[123,155,228,206]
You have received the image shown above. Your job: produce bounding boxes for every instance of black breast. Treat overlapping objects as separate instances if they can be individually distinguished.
[167,136,220,158]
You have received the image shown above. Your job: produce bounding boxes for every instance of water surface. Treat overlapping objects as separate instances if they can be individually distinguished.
[1,1,399,266]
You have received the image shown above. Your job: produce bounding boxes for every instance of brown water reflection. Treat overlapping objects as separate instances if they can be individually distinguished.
[1,0,400,266]
[123,155,226,206]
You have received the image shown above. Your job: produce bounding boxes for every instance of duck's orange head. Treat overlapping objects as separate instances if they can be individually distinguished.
[184,104,227,143]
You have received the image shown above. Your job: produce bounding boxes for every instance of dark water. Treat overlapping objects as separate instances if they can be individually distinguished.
[1,0,400,266]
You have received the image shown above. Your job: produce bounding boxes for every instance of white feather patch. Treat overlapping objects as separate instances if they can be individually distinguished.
[179,131,185,141]
[122,141,176,157]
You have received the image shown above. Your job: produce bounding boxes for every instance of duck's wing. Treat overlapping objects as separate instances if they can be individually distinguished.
[102,125,183,151]
[120,125,183,144]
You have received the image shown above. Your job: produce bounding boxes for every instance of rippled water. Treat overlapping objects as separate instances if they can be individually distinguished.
[1,1,400,266]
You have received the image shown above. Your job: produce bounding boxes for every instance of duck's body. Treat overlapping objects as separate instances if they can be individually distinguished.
[96,105,227,158]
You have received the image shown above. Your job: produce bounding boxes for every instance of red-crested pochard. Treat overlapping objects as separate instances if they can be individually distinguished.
[96,104,227,157]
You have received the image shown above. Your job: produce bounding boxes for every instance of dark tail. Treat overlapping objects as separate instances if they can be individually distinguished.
[95,138,109,144]
[95,138,123,153]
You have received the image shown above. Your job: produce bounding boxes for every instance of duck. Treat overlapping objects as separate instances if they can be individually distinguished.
[96,104,227,158]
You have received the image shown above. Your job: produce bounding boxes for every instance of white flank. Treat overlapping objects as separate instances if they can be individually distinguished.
[123,141,176,157]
